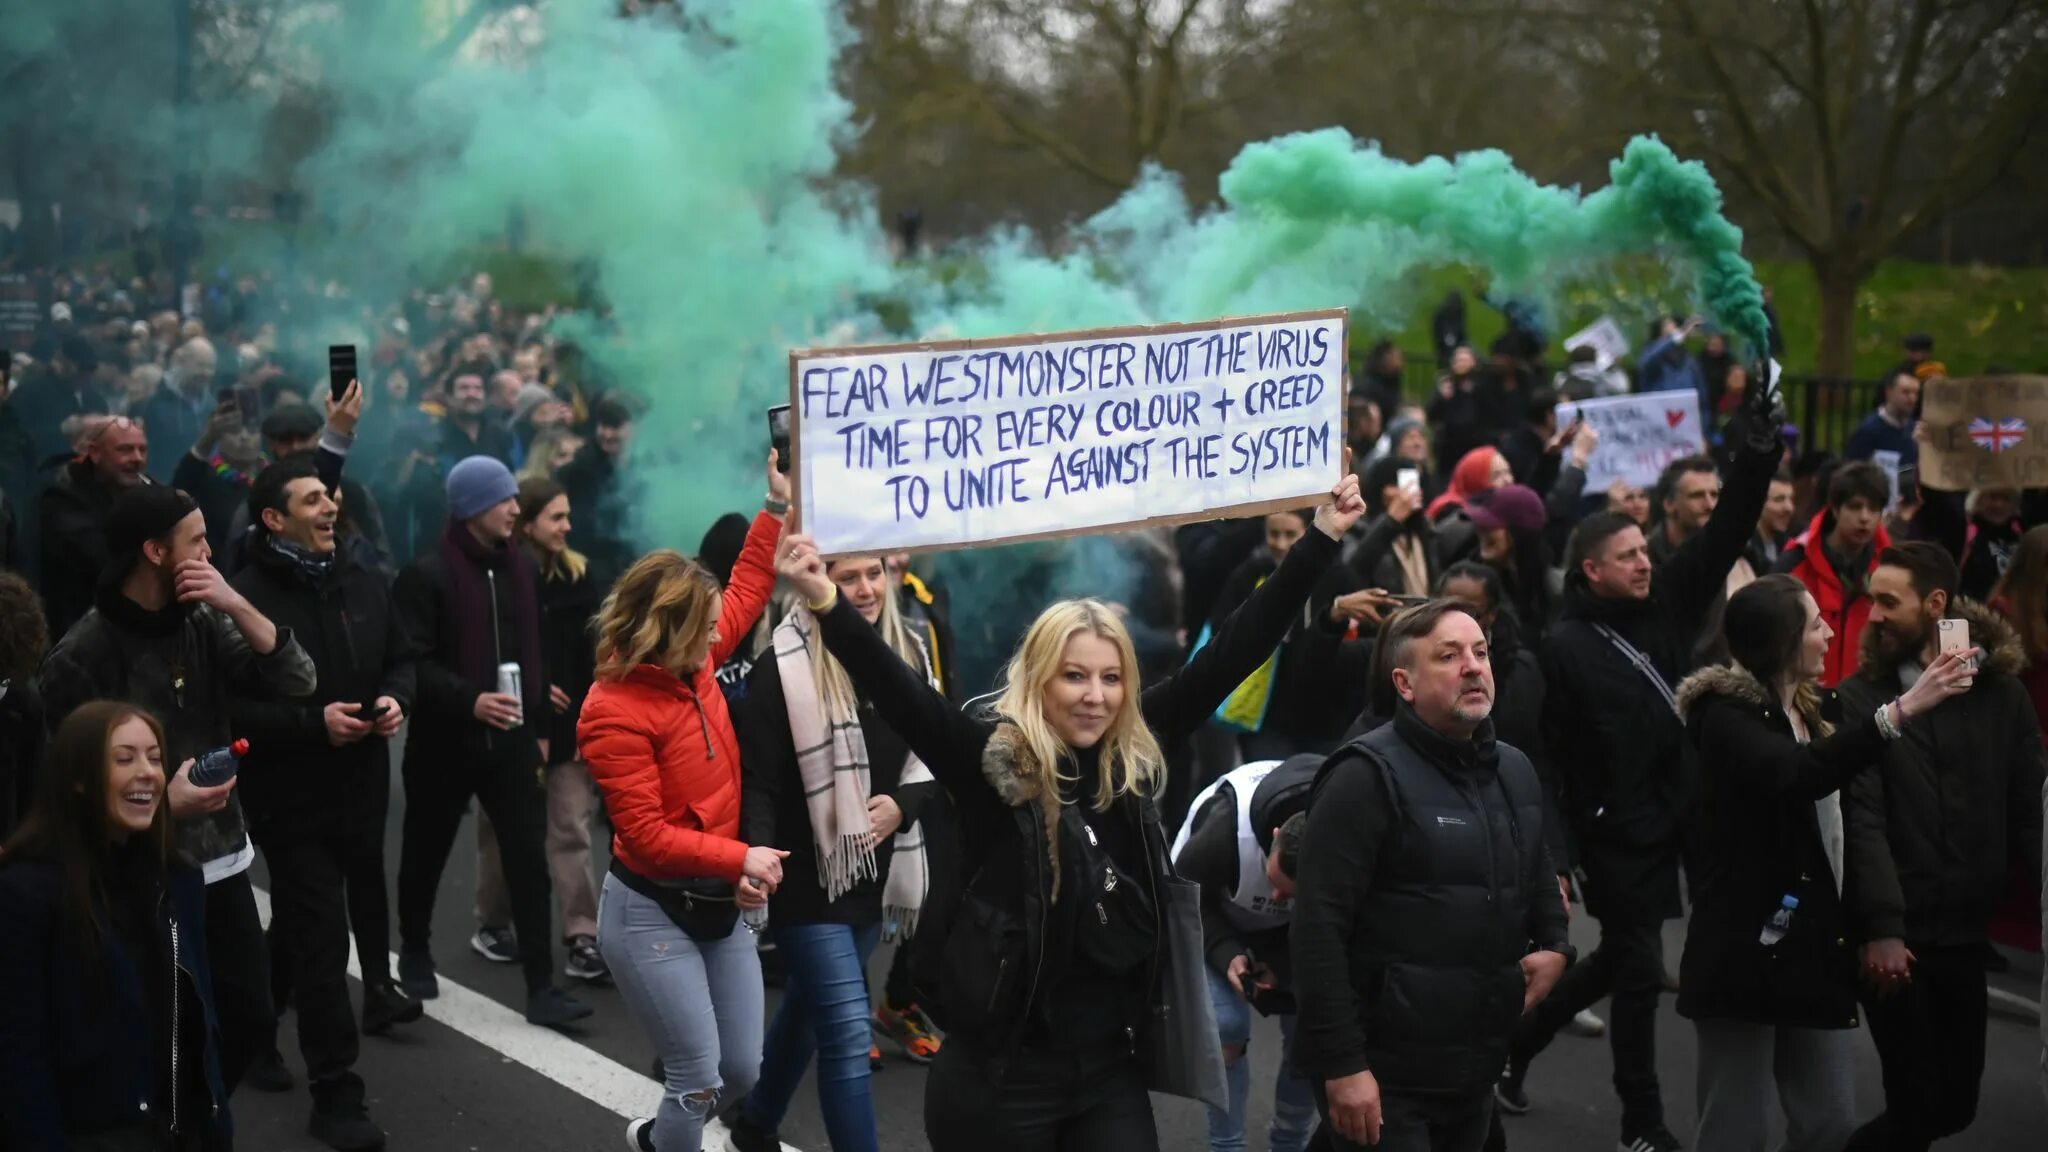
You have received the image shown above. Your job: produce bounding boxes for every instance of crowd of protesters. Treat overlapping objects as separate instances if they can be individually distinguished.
[0,257,2040,1152]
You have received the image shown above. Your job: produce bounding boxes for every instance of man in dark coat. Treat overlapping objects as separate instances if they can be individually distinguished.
[1838,543,2045,1152]
[1496,381,1784,1152]
[38,414,151,637]
[229,458,422,1149]
[1292,601,1570,1152]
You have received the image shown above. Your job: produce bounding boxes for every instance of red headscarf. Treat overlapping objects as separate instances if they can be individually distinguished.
[1427,446,1503,519]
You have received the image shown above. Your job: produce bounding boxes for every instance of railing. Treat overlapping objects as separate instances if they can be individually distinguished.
[1779,374,1885,457]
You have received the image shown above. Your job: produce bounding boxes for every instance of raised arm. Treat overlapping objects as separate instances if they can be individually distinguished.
[1688,697,1884,802]
[1662,433,1784,623]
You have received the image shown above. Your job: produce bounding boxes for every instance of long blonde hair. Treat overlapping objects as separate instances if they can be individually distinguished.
[995,599,1165,811]
[593,550,722,680]
[806,558,926,716]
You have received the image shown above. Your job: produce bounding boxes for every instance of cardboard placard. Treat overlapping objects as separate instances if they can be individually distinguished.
[1564,316,1631,370]
[789,309,1349,558]
[1556,392,1707,491]
[1919,375,2048,491]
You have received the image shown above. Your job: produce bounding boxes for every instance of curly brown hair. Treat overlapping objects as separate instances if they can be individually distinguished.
[0,572,50,684]
[592,550,723,680]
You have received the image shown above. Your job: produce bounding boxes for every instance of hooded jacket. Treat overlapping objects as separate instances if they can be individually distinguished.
[1673,665,1885,1029]
[1775,508,1892,687]
[38,459,128,639]
[37,590,317,879]
[577,511,779,884]
[1837,599,2046,946]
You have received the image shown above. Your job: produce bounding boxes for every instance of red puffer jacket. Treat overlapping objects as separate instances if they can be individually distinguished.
[580,510,780,882]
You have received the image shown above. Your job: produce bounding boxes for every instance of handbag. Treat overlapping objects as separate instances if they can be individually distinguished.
[1061,807,1157,974]
[609,861,741,943]
[1141,872,1230,1112]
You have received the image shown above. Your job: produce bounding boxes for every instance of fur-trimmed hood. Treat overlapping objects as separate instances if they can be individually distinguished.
[1673,663,1769,724]
[980,723,1068,902]
[1852,596,2026,682]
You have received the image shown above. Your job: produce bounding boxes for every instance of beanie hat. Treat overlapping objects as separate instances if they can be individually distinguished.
[1467,484,1547,533]
[103,485,198,581]
[511,383,555,426]
[445,455,518,521]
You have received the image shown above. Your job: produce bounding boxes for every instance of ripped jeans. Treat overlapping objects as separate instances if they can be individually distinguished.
[598,873,763,1151]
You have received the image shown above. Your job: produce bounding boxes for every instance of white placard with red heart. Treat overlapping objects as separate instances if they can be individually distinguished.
[1556,392,1708,491]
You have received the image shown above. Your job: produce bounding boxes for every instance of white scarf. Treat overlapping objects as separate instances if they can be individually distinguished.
[773,608,934,937]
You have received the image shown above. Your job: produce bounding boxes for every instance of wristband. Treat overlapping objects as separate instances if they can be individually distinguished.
[764,496,790,516]
[1875,699,1903,740]
[806,587,838,614]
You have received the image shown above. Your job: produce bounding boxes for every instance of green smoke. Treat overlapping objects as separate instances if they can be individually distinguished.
[7,0,1770,556]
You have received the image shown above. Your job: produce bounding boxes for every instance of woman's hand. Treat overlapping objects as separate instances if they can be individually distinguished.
[777,533,837,607]
[1569,420,1599,470]
[742,845,789,889]
[1313,450,1366,540]
[736,876,770,910]
[867,794,903,840]
[766,449,792,508]
[1329,588,1395,628]
[1383,483,1420,525]
[1896,647,1978,719]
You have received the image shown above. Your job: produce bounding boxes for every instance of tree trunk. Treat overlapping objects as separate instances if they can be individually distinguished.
[1812,255,1866,378]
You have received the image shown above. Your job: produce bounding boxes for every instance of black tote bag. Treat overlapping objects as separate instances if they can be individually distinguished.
[1141,874,1230,1112]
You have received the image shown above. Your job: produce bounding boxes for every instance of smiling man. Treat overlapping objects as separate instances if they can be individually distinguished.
[229,457,422,1150]
[1291,601,1570,1152]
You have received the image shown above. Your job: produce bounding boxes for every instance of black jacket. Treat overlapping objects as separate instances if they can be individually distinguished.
[389,541,550,769]
[1290,706,1567,1094]
[0,681,45,841]
[1673,666,1883,1029]
[0,856,228,1150]
[169,453,256,558]
[38,460,126,639]
[1540,433,1782,921]
[736,642,941,928]
[1837,599,2047,946]
[37,590,317,872]
[813,527,1342,1058]
[1175,755,1320,984]
[557,445,636,575]
[227,537,415,829]
[1209,553,1372,756]
[1346,511,1447,598]
[534,555,604,763]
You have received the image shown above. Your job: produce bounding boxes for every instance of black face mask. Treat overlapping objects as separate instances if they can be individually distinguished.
[1061,806,1156,974]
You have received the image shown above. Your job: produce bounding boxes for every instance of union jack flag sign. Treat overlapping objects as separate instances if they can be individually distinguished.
[1967,417,2027,453]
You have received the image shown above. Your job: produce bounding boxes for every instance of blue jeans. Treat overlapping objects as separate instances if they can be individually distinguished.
[1207,962,1316,1152]
[598,874,763,1152]
[745,921,883,1152]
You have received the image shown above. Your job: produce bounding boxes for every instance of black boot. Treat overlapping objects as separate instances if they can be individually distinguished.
[361,980,424,1036]
[309,1077,387,1151]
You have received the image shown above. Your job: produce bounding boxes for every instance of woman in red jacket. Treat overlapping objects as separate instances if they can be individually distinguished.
[580,456,790,1152]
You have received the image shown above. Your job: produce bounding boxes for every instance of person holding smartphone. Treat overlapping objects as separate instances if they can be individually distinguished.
[229,456,419,1150]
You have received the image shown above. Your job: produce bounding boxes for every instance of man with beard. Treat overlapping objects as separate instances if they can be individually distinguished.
[1497,377,1784,1152]
[37,484,317,1094]
[39,414,151,637]
[1776,462,1891,687]
[432,362,517,472]
[1837,542,2044,1152]
[230,458,422,1150]
[1292,601,1571,1152]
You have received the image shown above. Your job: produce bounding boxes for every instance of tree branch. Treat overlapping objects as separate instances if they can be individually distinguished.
[1664,0,1818,245]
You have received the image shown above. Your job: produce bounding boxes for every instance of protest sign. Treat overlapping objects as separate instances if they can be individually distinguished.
[1919,375,2048,491]
[0,274,38,354]
[1564,316,1630,369]
[790,309,1348,558]
[1556,392,1706,491]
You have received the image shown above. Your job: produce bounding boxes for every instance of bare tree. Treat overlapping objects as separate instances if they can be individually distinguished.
[1440,0,2048,372]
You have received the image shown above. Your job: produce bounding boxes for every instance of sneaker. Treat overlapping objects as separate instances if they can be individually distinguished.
[309,1092,386,1151]
[1564,1008,1608,1037]
[624,1118,656,1152]
[874,1002,943,1064]
[1493,1058,1530,1115]
[1618,1124,1684,1152]
[726,1110,782,1152]
[247,1047,294,1093]
[526,984,594,1028]
[471,924,521,964]
[566,935,610,982]
[362,980,424,1035]
[868,1042,883,1071]
[397,949,439,1001]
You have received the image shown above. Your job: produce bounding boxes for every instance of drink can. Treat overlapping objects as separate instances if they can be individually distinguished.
[497,662,523,725]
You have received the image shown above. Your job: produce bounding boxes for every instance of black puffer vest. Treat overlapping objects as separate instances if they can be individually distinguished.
[1339,709,1547,1095]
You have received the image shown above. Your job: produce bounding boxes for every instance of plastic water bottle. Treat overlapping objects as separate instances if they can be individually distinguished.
[742,904,770,934]
[189,739,250,788]
[1758,894,1798,946]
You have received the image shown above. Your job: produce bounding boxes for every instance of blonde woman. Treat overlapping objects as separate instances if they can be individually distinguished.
[728,554,939,1152]
[776,469,1364,1152]
[579,455,790,1152]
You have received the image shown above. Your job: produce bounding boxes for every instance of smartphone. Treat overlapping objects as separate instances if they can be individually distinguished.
[767,404,793,475]
[1395,467,1422,497]
[234,386,262,426]
[1936,617,1976,686]
[361,701,391,725]
[1388,594,1433,607]
[328,344,358,403]
[1894,464,1919,507]
[1246,983,1298,1018]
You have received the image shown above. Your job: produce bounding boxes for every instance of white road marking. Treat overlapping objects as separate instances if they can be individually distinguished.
[250,885,797,1151]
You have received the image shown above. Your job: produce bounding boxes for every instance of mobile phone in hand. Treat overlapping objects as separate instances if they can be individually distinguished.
[361,701,391,725]
[767,404,793,474]
[234,386,262,426]
[328,344,358,402]
[1937,617,1976,686]
[1894,464,1919,507]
